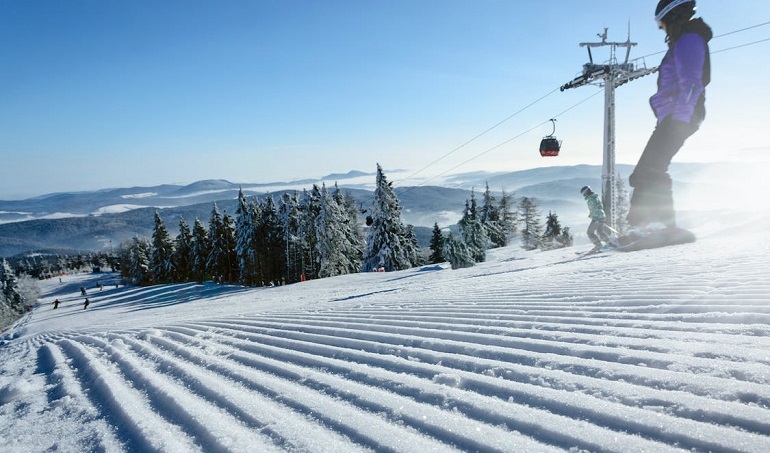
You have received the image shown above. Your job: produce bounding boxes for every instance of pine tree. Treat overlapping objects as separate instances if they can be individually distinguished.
[481,183,505,248]
[191,218,210,283]
[316,184,354,278]
[404,224,423,267]
[336,185,365,273]
[173,217,194,283]
[1,259,22,314]
[235,189,259,285]
[541,211,569,250]
[559,226,574,248]
[150,211,175,284]
[119,237,151,285]
[299,187,322,280]
[442,233,475,270]
[497,189,518,246]
[518,197,543,251]
[279,192,303,284]
[221,211,238,283]
[362,164,414,272]
[428,223,445,264]
[204,204,238,283]
[258,194,285,285]
[458,191,488,263]
[206,204,227,282]
[0,288,12,328]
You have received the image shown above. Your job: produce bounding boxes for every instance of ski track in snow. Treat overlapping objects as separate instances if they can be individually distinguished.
[1,233,770,452]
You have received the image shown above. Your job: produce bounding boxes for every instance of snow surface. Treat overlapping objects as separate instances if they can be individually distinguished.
[1,222,770,452]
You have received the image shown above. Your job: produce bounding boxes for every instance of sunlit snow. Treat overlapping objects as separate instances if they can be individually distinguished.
[1,213,769,452]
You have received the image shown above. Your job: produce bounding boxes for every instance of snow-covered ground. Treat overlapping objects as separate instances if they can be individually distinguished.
[1,220,769,452]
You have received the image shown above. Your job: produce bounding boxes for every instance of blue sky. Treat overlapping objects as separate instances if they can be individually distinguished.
[1,0,768,199]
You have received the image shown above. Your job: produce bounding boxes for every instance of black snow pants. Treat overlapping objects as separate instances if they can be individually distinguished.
[628,117,698,228]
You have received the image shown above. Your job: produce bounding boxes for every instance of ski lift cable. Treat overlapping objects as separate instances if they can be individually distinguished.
[394,87,561,186]
[714,21,770,39]
[631,20,770,65]
[399,88,604,193]
[711,37,770,54]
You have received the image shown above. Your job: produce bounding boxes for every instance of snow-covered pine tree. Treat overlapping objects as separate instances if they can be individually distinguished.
[235,189,259,285]
[559,226,574,247]
[299,187,321,280]
[362,164,413,272]
[173,217,194,283]
[206,203,228,283]
[428,223,445,264]
[119,237,151,285]
[458,191,488,263]
[316,183,354,278]
[0,261,39,324]
[258,194,285,286]
[518,196,543,251]
[150,211,175,284]
[0,259,21,314]
[279,192,303,284]
[481,183,505,248]
[0,287,11,329]
[335,184,365,273]
[541,211,568,250]
[497,189,518,246]
[442,232,475,270]
[191,218,211,283]
[221,211,238,283]
[403,224,423,267]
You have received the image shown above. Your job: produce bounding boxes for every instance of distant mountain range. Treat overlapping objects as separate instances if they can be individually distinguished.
[0,163,738,257]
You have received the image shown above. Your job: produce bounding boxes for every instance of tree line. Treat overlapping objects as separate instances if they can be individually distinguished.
[1,259,41,329]
[429,184,574,270]
[119,164,582,285]
[118,164,424,286]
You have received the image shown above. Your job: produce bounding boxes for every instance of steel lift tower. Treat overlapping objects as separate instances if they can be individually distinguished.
[561,28,657,230]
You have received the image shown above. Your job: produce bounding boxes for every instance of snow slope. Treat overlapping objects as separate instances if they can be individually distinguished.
[1,225,769,452]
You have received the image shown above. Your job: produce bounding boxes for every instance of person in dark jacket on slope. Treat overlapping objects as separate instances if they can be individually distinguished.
[627,0,712,231]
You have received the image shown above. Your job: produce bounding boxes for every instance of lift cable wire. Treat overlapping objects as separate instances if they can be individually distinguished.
[398,88,604,194]
[396,87,561,185]
[631,21,770,65]
[712,37,770,54]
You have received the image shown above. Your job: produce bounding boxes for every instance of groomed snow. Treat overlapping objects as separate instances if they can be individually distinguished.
[1,221,769,452]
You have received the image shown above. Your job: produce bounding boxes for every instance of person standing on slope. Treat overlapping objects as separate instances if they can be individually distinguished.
[627,0,712,231]
[581,186,612,251]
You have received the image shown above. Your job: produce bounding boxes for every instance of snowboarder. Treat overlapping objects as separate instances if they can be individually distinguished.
[80,286,87,296]
[53,299,61,309]
[83,298,90,310]
[581,186,612,251]
[627,0,711,231]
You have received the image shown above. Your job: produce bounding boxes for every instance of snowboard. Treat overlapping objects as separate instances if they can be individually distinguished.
[613,227,696,252]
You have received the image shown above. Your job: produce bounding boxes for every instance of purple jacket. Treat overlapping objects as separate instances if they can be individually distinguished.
[650,19,712,125]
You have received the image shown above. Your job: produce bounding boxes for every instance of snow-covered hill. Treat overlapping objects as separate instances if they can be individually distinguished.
[1,218,769,452]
